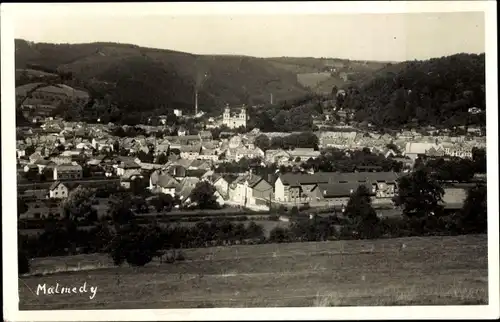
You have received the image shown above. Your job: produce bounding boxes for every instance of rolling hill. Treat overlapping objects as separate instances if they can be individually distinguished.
[265,57,391,94]
[14,39,311,115]
[15,40,394,116]
[15,40,483,130]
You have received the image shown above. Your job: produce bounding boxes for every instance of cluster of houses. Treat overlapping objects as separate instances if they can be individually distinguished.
[15,112,484,219]
[403,141,480,160]
[312,130,484,161]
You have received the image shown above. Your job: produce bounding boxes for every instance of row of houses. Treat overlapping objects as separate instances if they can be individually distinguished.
[149,169,273,210]
[403,142,481,160]
[19,167,470,220]
[274,171,400,207]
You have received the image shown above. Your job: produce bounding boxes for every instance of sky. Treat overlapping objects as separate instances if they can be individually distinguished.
[13,10,485,62]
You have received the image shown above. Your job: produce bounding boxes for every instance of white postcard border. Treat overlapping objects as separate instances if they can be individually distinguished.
[2,1,498,321]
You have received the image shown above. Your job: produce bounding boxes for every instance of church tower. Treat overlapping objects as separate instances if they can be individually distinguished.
[223,104,230,121]
[240,104,247,127]
[240,104,246,120]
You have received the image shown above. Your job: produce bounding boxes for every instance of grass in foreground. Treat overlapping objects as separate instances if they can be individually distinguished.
[19,234,488,309]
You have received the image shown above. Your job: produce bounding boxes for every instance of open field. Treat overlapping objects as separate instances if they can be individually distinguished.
[297,72,333,88]
[19,234,487,309]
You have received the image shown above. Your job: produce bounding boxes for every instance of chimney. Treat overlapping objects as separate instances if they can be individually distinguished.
[270,93,273,105]
[195,89,198,116]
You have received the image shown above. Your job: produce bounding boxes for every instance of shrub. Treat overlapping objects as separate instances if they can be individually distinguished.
[379,217,410,238]
[164,252,175,263]
[126,249,153,267]
[269,215,279,221]
[175,250,186,261]
[246,221,265,240]
[300,204,311,211]
[108,224,162,267]
[290,206,300,216]
[269,227,292,243]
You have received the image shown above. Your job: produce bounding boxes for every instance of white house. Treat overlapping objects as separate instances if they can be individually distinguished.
[177,126,187,136]
[116,160,141,176]
[265,149,291,165]
[150,171,178,196]
[16,148,26,159]
[288,148,321,161]
[404,142,440,161]
[228,173,273,207]
[212,175,230,199]
[49,181,69,199]
[154,174,179,197]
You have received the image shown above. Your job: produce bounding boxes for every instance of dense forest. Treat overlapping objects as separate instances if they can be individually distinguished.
[338,53,486,129]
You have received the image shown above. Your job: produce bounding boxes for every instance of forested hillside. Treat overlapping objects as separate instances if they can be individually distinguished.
[338,53,486,129]
[15,40,485,130]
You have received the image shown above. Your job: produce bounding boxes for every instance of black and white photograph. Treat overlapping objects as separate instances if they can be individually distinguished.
[2,1,498,320]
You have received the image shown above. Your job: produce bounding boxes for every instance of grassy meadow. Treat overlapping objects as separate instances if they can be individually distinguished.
[19,234,488,309]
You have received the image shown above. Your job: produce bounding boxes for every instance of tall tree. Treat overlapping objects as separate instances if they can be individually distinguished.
[254,134,270,152]
[109,195,136,226]
[393,168,444,217]
[190,181,219,209]
[151,193,174,213]
[472,147,486,174]
[60,187,97,222]
[344,185,380,239]
[458,184,487,234]
[17,199,29,218]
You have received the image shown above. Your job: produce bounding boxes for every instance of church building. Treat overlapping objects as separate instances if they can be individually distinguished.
[222,104,247,129]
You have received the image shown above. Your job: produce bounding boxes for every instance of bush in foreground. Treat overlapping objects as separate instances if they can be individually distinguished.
[108,224,162,267]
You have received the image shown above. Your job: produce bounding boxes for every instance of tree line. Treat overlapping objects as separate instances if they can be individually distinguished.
[253,132,319,151]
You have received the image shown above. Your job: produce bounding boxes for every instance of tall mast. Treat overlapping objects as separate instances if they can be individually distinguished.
[195,88,198,116]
